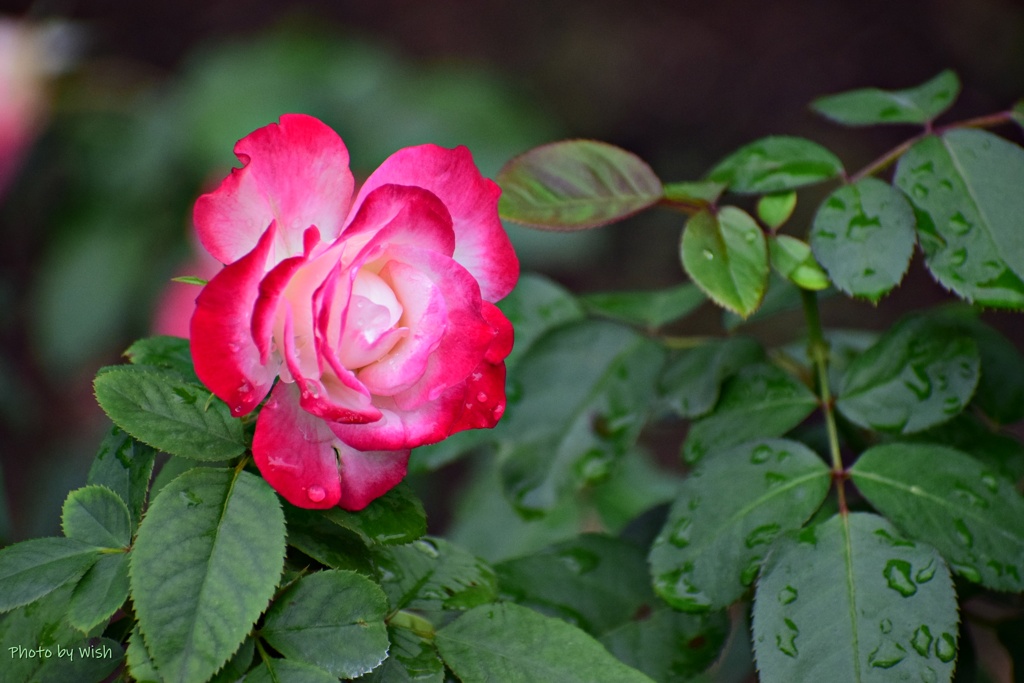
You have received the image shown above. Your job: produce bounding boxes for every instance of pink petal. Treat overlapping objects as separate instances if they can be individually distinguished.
[252,382,342,509]
[340,183,456,258]
[351,145,518,302]
[190,223,279,416]
[481,302,514,364]
[329,393,456,451]
[448,360,508,433]
[194,114,354,266]
[335,447,410,511]
[385,247,496,410]
[356,260,446,396]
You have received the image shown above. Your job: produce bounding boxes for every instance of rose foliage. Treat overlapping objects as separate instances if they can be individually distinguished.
[5,71,1024,683]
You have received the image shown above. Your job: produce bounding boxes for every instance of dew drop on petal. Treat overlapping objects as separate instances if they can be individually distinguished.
[307,486,326,503]
[477,392,488,403]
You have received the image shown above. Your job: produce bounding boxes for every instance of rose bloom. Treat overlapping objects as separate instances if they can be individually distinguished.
[0,19,49,196]
[190,114,517,510]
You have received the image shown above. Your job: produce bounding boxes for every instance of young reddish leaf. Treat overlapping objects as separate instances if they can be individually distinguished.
[497,140,662,230]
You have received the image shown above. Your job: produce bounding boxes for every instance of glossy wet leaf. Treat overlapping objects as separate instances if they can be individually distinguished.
[658,337,764,419]
[851,443,1024,591]
[836,316,980,434]
[371,536,496,613]
[497,273,585,370]
[682,363,817,463]
[650,439,830,612]
[581,283,705,330]
[495,534,653,635]
[131,468,285,683]
[707,136,844,194]
[499,320,664,515]
[811,70,961,126]
[0,537,100,612]
[61,485,132,549]
[125,335,199,383]
[810,178,916,301]
[757,191,798,229]
[94,365,247,461]
[261,570,390,679]
[894,129,1024,308]
[322,482,426,545]
[769,235,830,291]
[599,607,729,682]
[680,207,769,317]
[86,427,156,532]
[435,603,655,683]
[67,552,129,633]
[662,180,726,206]
[361,625,444,683]
[753,513,957,681]
[497,139,662,230]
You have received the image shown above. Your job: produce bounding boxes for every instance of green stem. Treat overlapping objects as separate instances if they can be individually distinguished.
[800,290,847,513]
[388,610,436,639]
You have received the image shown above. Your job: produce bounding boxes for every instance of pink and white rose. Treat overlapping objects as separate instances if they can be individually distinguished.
[190,114,517,510]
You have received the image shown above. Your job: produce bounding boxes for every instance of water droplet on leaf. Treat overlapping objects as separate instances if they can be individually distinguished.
[868,641,907,669]
[883,559,917,597]
[775,618,799,658]
[911,625,933,656]
[915,560,936,584]
[745,524,781,549]
[670,518,692,548]
[879,619,893,634]
[777,586,797,605]
[953,519,974,548]
[750,444,773,464]
[702,249,715,261]
[935,633,956,663]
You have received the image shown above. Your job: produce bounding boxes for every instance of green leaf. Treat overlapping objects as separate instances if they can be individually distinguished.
[94,365,247,461]
[581,283,705,330]
[835,316,980,434]
[360,625,444,683]
[67,552,130,633]
[496,273,585,371]
[498,320,665,514]
[894,129,1024,308]
[87,427,156,532]
[707,136,844,194]
[260,570,390,679]
[662,180,726,206]
[283,505,375,575]
[769,235,830,291]
[811,70,961,126]
[210,637,256,683]
[497,140,662,230]
[496,534,653,635]
[753,513,958,680]
[372,537,496,613]
[925,307,1024,424]
[126,625,161,683]
[125,335,200,383]
[590,448,682,532]
[243,658,338,683]
[435,603,656,683]
[131,468,286,683]
[757,191,798,229]
[61,485,132,549]
[170,275,209,286]
[810,177,916,301]
[322,482,426,545]
[850,443,1024,591]
[0,537,101,613]
[682,363,818,463]
[909,414,1024,484]
[599,607,729,682]
[0,584,119,682]
[681,207,769,317]
[651,439,830,612]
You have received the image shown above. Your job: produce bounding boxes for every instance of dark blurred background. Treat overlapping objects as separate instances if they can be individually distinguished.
[1,0,1023,543]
